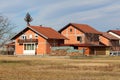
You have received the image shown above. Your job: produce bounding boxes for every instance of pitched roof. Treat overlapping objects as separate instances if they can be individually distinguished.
[108,30,120,36]
[101,32,119,40]
[12,25,67,40]
[29,26,67,39]
[59,23,101,34]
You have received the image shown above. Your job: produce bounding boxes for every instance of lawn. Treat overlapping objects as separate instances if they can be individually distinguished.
[0,55,120,80]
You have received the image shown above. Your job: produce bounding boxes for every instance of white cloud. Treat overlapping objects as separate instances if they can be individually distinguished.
[0,0,120,32]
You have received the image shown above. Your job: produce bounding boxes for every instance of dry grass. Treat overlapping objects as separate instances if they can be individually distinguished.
[0,55,120,80]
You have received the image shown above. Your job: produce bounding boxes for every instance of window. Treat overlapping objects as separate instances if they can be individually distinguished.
[29,35,32,39]
[24,44,35,50]
[35,34,38,38]
[70,28,72,32]
[77,36,82,42]
[21,34,26,40]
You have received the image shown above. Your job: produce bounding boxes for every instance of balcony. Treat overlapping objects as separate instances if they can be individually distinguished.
[18,39,38,44]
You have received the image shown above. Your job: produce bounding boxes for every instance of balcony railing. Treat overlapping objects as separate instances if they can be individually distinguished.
[18,39,38,44]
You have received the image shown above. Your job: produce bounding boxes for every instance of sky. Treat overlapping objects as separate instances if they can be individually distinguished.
[0,0,120,32]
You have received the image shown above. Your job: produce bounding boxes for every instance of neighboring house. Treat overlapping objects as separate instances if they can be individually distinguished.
[59,23,109,55]
[11,25,67,55]
[107,30,120,45]
[99,32,120,51]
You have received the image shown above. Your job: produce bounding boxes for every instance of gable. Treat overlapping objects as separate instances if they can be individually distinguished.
[11,27,44,40]
[59,23,101,34]
[61,25,84,35]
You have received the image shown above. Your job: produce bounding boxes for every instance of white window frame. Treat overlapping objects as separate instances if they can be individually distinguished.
[23,43,36,55]
[21,34,26,40]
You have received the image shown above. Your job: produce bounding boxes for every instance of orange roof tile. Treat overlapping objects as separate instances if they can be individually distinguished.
[29,26,67,39]
[59,23,101,34]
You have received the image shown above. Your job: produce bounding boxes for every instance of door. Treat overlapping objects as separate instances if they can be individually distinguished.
[23,43,36,55]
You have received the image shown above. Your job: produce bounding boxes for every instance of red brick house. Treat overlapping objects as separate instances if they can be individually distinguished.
[59,23,109,55]
[11,25,67,55]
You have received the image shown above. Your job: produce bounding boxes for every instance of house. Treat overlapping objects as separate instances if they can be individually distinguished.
[11,25,67,55]
[59,23,109,55]
[107,30,120,45]
[106,30,120,55]
[107,30,120,39]
[99,32,120,51]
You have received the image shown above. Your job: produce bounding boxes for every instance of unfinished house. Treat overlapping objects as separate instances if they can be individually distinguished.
[59,23,109,56]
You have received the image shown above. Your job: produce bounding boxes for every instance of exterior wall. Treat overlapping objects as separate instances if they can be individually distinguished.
[37,35,47,55]
[78,47,90,56]
[61,25,85,44]
[15,38,23,55]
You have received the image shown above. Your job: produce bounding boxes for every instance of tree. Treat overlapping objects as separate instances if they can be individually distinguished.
[0,15,14,47]
[24,12,33,26]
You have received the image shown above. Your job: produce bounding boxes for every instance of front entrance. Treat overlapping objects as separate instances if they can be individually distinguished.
[23,43,36,55]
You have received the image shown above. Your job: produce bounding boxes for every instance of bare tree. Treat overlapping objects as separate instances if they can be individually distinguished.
[0,15,14,47]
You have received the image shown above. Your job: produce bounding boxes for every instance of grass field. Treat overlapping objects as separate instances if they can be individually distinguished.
[0,55,120,80]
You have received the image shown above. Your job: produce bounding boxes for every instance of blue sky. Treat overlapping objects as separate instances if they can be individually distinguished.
[0,0,120,32]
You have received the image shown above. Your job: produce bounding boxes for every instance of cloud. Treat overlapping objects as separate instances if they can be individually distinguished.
[0,0,120,32]
[33,0,120,31]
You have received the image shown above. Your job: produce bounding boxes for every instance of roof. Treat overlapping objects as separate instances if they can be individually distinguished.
[108,30,120,36]
[12,25,67,40]
[59,23,101,34]
[101,32,119,40]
